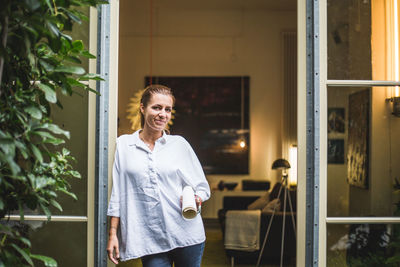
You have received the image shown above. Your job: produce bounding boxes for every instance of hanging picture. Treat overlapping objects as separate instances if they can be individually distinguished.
[347,89,370,189]
[328,139,344,164]
[145,76,250,174]
[328,107,345,133]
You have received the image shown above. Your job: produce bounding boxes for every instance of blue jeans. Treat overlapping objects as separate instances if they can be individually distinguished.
[141,242,205,267]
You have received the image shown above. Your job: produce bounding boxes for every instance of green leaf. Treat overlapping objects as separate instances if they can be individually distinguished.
[0,138,15,155]
[62,148,70,156]
[79,73,104,81]
[39,59,55,72]
[19,237,32,248]
[69,170,81,178]
[43,138,65,145]
[30,144,43,163]
[65,55,82,64]
[30,254,57,267]
[24,106,42,120]
[65,10,82,24]
[66,78,87,88]
[54,65,85,75]
[32,131,56,139]
[43,0,54,13]
[0,199,3,210]
[1,153,21,175]
[35,176,55,189]
[72,40,84,51]
[37,83,57,103]
[50,200,62,212]
[46,21,59,36]
[10,244,33,266]
[57,188,77,200]
[81,50,96,59]
[39,203,51,221]
[15,141,29,159]
[45,124,70,139]
[86,86,101,95]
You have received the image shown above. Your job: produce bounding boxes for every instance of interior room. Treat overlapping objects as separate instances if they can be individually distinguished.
[118,0,297,266]
[117,1,297,266]
[7,0,400,266]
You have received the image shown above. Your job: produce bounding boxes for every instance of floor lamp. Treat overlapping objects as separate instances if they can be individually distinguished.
[256,159,296,267]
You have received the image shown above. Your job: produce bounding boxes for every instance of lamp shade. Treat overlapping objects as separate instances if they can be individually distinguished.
[271,158,291,170]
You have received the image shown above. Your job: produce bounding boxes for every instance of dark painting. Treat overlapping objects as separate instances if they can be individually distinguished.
[146,76,250,174]
[328,108,345,133]
[328,139,344,164]
[347,89,370,189]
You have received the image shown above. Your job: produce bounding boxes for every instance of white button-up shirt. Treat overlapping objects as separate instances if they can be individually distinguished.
[107,130,211,261]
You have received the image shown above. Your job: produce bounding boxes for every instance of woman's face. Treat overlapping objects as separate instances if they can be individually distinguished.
[140,93,173,132]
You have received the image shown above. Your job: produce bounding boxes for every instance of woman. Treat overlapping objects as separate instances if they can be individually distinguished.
[106,84,210,267]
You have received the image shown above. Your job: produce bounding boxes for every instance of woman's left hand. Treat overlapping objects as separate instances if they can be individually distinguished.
[195,195,202,214]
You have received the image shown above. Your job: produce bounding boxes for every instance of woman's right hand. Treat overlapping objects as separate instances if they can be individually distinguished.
[107,233,120,264]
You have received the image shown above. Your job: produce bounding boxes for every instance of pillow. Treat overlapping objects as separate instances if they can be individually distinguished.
[247,192,270,210]
[262,198,281,212]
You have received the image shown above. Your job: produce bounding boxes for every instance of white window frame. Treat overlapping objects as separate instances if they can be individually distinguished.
[297,0,400,266]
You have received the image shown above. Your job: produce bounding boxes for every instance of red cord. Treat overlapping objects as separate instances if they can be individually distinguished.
[149,0,153,85]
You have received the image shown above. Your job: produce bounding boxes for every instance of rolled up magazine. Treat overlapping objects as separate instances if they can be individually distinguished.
[182,186,197,219]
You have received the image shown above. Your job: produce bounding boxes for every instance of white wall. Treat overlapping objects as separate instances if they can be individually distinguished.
[118,1,297,185]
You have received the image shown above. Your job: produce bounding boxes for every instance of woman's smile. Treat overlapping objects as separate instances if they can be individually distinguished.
[140,93,173,132]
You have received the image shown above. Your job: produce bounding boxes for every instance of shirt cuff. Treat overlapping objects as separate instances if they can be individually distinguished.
[107,205,120,217]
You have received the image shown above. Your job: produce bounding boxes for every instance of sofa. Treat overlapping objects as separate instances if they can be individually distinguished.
[218,185,296,266]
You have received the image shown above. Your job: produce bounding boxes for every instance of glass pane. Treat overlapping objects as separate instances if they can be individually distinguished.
[327,224,400,266]
[49,91,88,216]
[327,86,400,217]
[19,8,91,217]
[27,221,86,267]
[17,90,89,216]
[328,0,399,81]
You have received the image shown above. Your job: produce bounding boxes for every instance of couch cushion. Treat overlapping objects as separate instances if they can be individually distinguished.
[247,192,270,210]
[262,198,281,212]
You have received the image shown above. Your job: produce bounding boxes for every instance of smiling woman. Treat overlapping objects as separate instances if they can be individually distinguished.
[107,84,211,267]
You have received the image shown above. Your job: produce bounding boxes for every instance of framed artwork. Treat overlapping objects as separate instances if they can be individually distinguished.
[328,139,345,164]
[145,76,250,174]
[346,89,370,189]
[328,107,345,133]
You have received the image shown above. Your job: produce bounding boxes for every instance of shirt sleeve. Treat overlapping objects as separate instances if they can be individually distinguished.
[107,139,121,217]
[179,138,211,202]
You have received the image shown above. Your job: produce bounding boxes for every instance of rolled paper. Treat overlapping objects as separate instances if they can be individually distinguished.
[182,186,197,219]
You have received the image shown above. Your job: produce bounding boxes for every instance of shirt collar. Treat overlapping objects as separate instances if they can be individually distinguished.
[129,129,168,146]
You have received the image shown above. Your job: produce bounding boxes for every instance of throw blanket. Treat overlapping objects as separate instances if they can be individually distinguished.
[224,210,261,251]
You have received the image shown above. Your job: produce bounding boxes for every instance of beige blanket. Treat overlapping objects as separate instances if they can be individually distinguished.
[224,210,261,251]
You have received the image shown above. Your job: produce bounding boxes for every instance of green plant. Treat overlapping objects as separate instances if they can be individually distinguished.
[344,178,400,267]
[0,0,105,266]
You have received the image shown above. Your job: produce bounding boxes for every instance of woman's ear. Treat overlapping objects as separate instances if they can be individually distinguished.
[140,103,144,114]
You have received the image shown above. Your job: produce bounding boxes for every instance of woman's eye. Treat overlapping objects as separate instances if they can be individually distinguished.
[165,108,172,112]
